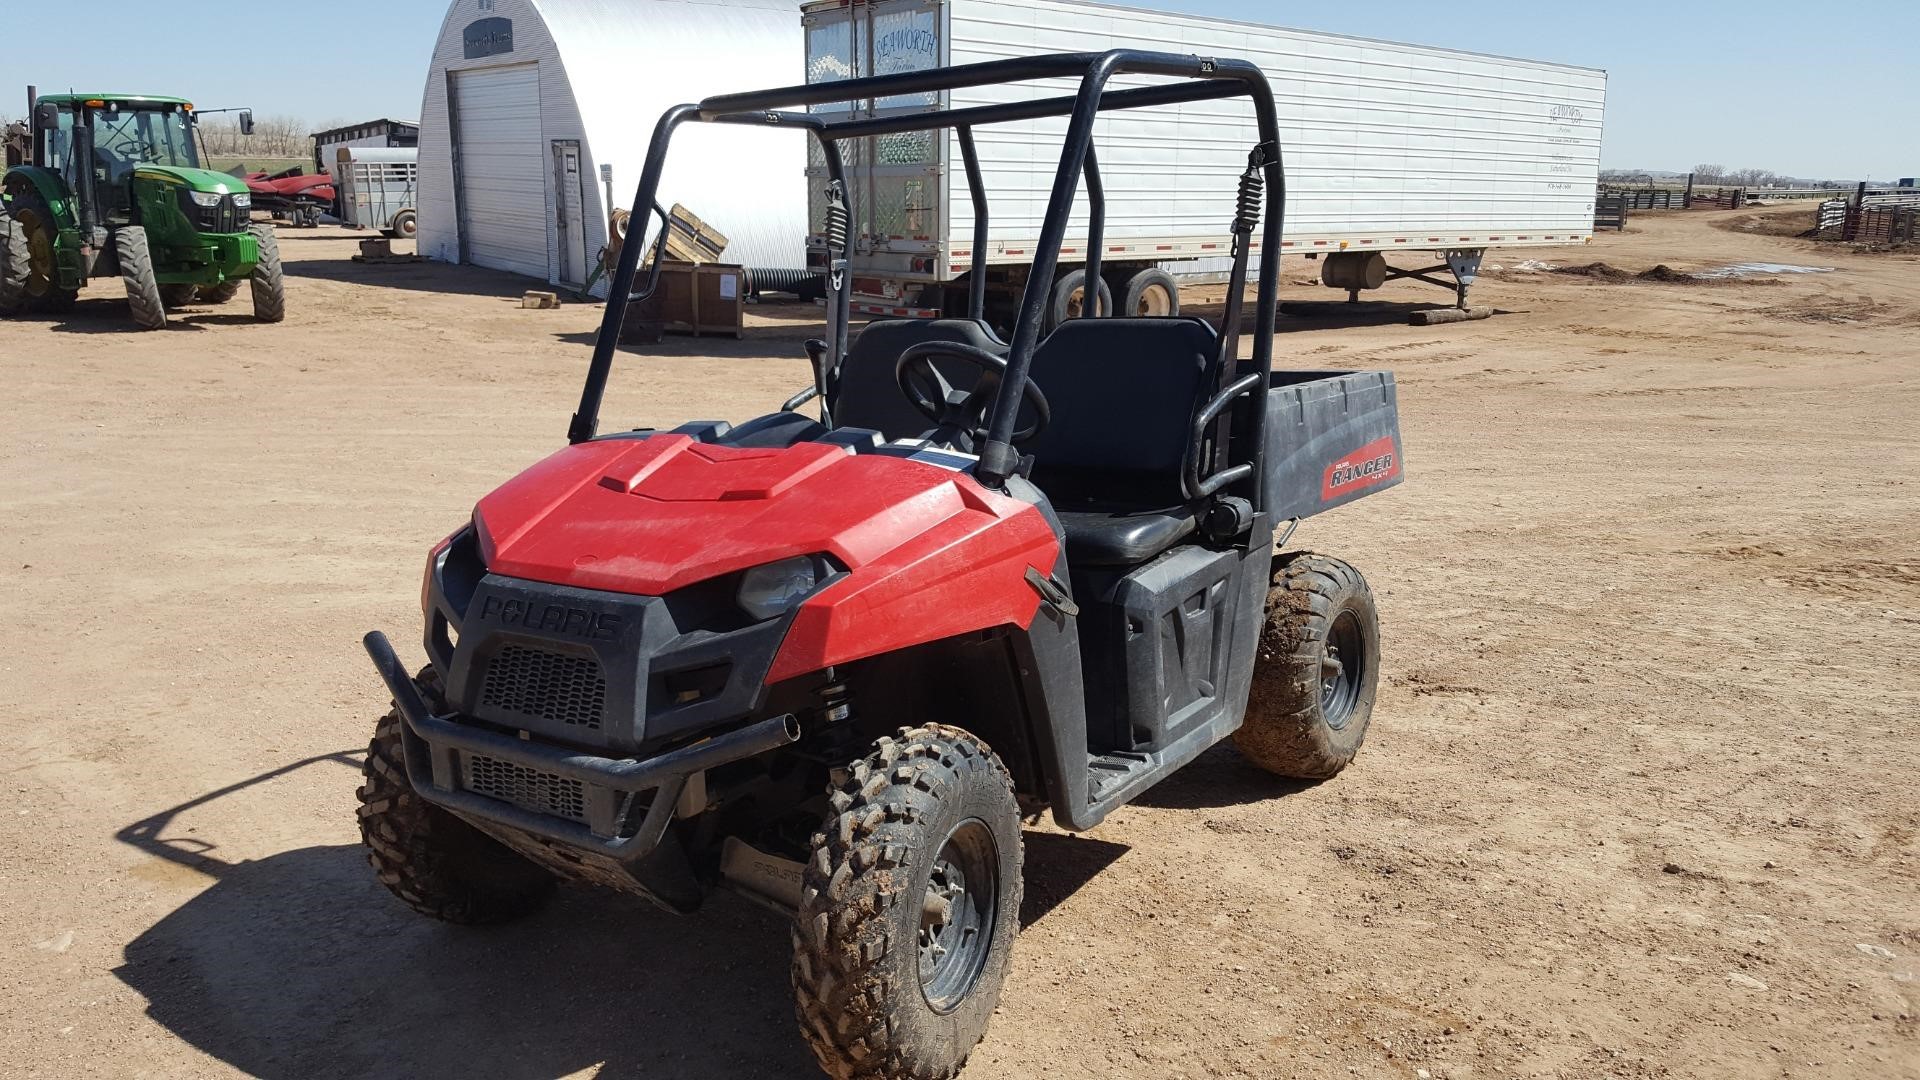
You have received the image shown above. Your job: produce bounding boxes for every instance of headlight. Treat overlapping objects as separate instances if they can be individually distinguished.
[231,192,251,210]
[737,555,833,621]
[188,190,223,208]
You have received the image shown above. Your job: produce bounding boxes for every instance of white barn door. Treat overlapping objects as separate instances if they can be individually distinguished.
[450,64,548,279]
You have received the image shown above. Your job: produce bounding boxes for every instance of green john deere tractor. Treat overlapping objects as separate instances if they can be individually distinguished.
[1,92,284,330]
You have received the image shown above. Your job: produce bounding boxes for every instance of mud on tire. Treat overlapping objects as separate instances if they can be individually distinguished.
[1234,551,1381,779]
[792,724,1023,1080]
[357,672,556,924]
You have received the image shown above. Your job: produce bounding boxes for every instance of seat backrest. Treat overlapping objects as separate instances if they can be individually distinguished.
[829,318,1007,440]
[1022,317,1219,508]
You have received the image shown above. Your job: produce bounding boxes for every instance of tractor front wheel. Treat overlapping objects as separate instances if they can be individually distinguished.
[792,724,1023,1080]
[248,224,286,323]
[115,227,168,331]
[357,674,557,924]
[1234,552,1381,779]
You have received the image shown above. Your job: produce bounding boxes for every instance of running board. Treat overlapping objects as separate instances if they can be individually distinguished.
[1080,711,1241,826]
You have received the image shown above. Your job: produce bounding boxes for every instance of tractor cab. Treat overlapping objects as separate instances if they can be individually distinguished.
[2,91,280,329]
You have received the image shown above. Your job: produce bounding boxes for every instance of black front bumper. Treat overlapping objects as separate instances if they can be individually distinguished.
[370,627,797,852]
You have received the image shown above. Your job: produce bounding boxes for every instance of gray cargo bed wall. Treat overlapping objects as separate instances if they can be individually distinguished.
[1262,371,1403,523]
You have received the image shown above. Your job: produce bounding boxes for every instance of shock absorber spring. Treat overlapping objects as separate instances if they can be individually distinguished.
[803,668,864,772]
[824,180,850,253]
[1233,164,1265,236]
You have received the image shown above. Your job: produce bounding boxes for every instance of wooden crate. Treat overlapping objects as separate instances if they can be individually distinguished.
[621,262,746,343]
[650,203,730,265]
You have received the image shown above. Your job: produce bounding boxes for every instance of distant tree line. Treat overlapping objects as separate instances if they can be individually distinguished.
[197,115,312,160]
[1599,165,1857,189]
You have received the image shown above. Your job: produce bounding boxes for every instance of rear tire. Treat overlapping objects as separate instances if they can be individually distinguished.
[0,213,28,316]
[159,283,198,309]
[6,187,80,313]
[1044,268,1112,332]
[115,227,168,331]
[248,223,286,323]
[390,209,417,239]
[1119,267,1180,317]
[1234,552,1381,779]
[197,280,242,304]
[792,724,1023,1080]
[357,674,557,924]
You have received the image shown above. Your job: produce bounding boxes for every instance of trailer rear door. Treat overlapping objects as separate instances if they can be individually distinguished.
[804,0,945,257]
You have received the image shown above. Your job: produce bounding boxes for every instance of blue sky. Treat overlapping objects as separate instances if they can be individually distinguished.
[14,0,1917,180]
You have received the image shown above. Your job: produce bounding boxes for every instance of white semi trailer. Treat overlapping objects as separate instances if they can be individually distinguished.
[800,0,1607,325]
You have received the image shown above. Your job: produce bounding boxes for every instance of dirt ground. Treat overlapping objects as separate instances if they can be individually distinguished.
[2,207,1916,1080]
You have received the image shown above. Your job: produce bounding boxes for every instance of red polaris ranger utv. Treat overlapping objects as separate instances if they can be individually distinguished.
[360,51,1402,1080]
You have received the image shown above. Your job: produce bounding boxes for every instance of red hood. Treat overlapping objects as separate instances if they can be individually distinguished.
[474,435,1040,595]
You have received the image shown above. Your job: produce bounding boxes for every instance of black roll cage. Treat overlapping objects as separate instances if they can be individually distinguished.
[571,50,1285,503]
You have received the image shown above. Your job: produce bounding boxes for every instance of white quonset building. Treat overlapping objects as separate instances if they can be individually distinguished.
[417,0,807,290]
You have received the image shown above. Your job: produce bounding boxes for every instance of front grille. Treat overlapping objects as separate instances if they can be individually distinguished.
[177,189,248,234]
[462,753,589,825]
[480,644,607,730]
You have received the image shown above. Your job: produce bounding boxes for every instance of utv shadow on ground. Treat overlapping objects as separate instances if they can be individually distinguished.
[1126,741,1318,810]
[114,755,1128,1079]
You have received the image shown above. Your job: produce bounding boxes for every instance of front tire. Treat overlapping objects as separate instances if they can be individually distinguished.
[1234,552,1381,779]
[115,227,168,330]
[159,283,198,309]
[357,678,556,924]
[793,725,1023,1080]
[248,223,286,323]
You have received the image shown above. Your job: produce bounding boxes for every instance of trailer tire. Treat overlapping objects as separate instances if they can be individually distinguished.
[1119,267,1180,317]
[249,224,287,323]
[159,283,198,309]
[0,213,28,316]
[116,227,168,331]
[197,281,242,304]
[357,672,557,925]
[389,210,417,239]
[1045,269,1111,331]
[1234,552,1380,779]
[792,724,1023,1080]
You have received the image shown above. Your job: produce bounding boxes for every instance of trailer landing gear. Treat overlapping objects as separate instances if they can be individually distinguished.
[1321,247,1485,308]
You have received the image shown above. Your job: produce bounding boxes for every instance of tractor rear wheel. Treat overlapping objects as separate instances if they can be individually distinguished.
[1234,552,1381,779]
[6,187,80,313]
[357,672,557,924]
[248,224,286,323]
[159,283,198,309]
[792,725,1023,1080]
[197,281,242,304]
[115,227,168,331]
[0,214,28,316]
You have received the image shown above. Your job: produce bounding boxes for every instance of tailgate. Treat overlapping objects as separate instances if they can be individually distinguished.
[1263,371,1404,522]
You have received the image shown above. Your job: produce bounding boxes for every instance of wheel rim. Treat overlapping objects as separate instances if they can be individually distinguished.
[16,209,56,298]
[918,817,998,1014]
[1133,282,1173,316]
[1065,285,1086,319]
[1321,609,1366,730]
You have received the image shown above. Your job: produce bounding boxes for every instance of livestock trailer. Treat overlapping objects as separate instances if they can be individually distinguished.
[336,146,420,238]
[801,0,1608,322]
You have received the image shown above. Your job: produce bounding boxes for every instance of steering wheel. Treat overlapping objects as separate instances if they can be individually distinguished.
[894,341,1050,447]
